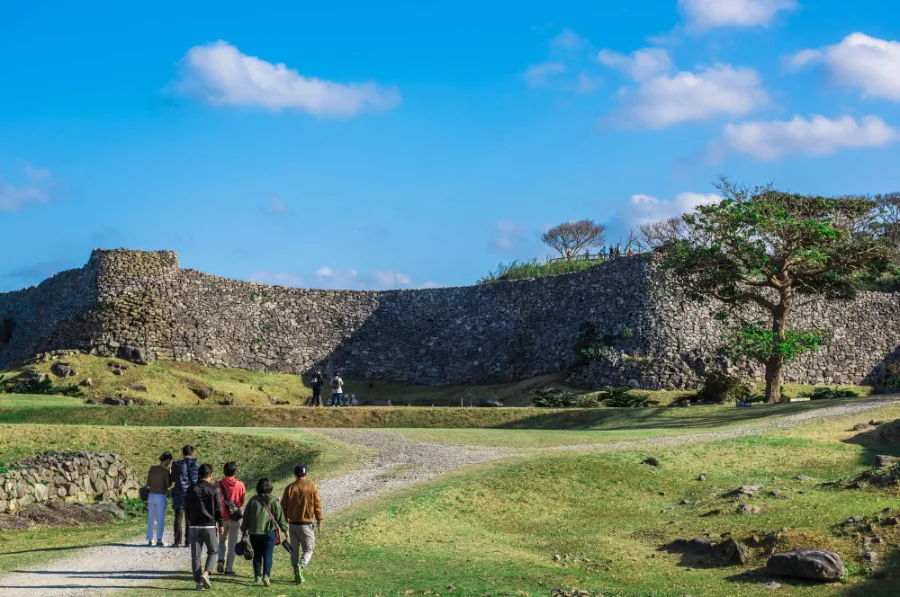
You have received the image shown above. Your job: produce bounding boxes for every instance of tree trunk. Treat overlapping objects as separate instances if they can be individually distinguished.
[765,282,792,404]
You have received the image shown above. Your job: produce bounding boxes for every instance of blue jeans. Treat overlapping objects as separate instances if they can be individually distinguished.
[331,393,343,406]
[145,493,167,541]
[250,531,276,578]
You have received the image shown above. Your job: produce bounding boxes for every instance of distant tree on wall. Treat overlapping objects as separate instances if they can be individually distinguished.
[653,177,896,403]
[637,217,689,250]
[541,220,607,259]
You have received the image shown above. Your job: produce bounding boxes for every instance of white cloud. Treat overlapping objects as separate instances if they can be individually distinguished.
[606,63,768,128]
[490,220,532,253]
[679,0,797,31]
[597,47,673,81]
[626,192,721,226]
[0,163,54,212]
[551,28,588,51]
[248,271,305,287]
[787,33,900,101]
[575,73,603,94]
[523,61,567,88]
[176,40,401,118]
[714,114,900,161]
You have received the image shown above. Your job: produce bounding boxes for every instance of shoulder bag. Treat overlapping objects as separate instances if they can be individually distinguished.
[256,496,292,553]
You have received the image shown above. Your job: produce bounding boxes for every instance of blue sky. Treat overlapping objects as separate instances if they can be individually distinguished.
[3,0,900,290]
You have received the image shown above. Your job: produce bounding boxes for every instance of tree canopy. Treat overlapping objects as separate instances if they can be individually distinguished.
[655,179,896,403]
[541,220,607,258]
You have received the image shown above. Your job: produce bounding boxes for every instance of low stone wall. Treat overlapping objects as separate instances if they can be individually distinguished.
[0,451,141,514]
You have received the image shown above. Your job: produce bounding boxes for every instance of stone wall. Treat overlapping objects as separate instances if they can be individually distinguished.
[2,248,900,389]
[0,451,141,514]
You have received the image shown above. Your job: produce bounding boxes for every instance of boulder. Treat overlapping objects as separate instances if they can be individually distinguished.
[80,378,94,387]
[766,549,845,581]
[50,362,76,377]
[102,397,125,406]
[640,457,660,467]
[129,383,148,392]
[711,537,749,565]
[190,386,213,399]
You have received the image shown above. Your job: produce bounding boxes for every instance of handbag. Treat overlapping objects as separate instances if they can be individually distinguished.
[138,485,150,502]
[256,496,293,553]
[217,481,243,521]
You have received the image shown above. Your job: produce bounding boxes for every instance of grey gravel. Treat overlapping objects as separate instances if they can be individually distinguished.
[0,397,894,596]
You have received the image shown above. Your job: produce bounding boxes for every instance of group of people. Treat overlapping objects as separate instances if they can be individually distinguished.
[145,445,325,590]
[308,367,351,407]
[599,244,635,259]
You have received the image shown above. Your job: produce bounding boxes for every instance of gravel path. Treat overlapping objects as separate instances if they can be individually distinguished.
[0,396,894,596]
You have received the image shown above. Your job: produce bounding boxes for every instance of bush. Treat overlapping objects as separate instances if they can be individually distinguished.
[0,375,84,397]
[480,257,604,283]
[529,388,578,408]
[696,370,751,404]
[601,386,654,408]
[574,394,602,408]
[799,387,860,400]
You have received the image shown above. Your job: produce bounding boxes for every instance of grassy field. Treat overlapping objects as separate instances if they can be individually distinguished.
[120,404,900,597]
[0,425,359,577]
[0,393,887,431]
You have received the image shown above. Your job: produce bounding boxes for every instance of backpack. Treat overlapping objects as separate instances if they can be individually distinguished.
[331,377,340,389]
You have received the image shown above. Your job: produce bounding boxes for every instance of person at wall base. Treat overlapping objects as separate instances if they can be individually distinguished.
[241,477,289,587]
[309,368,325,407]
[145,451,173,547]
[171,445,200,548]
[330,372,344,407]
[185,463,224,591]
[215,461,246,575]
[281,463,324,584]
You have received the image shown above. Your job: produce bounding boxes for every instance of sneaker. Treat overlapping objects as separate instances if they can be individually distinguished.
[195,582,204,591]
[155,540,165,547]
[216,561,224,574]
[224,570,237,576]
[295,567,305,584]
[253,576,261,585]
[262,576,271,587]
[147,540,153,546]
[200,573,212,589]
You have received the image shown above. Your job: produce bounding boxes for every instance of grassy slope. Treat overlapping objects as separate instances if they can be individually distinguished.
[123,404,900,597]
[0,394,888,431]
[1,354,873,408]
[0,425,359,577]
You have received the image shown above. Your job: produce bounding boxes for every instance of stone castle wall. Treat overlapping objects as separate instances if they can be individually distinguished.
[2,248,900,389]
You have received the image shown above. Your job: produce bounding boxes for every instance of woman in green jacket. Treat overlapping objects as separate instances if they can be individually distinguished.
[240,477,288,586]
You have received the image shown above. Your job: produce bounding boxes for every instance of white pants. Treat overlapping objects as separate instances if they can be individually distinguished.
[146,494,167,541]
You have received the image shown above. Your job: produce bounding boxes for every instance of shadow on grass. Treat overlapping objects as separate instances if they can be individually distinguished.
[844,547,900,596]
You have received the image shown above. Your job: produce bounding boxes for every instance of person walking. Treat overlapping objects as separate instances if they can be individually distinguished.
[330,372,344,407]
[215,461,246,576]
[309,368,325,407]
[185,463,223,591]
[281,464,324,584]
[171,445,200,548]
[145,451,172,547]
[241,477,288,587]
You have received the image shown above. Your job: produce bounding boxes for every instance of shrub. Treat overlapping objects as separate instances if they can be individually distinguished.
[529,388,577,408]
[697,370,751,404]
[1,375,84,397]
[799,387,860,400]
[479,257,604,283]
[601,386,654,408]
[574,394,602,408]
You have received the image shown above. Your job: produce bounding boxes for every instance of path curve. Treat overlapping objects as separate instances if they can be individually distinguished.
[0,397,895,596]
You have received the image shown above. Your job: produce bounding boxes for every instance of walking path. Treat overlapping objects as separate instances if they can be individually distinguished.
[0,396,895,596]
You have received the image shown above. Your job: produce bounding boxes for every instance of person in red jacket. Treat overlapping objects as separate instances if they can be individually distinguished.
[215,461,246,575]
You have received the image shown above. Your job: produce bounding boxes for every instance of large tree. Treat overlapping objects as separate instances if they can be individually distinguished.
[541,220,607,258]
[655,179,895,403]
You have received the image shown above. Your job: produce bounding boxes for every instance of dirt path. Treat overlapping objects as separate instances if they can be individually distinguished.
[0,397,895,596]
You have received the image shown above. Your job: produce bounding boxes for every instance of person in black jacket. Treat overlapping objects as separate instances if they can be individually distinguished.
[309,368,325,407]
[185,463,223,590]
[171,445,200,548]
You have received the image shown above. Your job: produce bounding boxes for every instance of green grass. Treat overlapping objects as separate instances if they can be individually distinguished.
[121,418,900,597]
[479,256,606,283]
[0,425,358,577]
[0,394,887,431]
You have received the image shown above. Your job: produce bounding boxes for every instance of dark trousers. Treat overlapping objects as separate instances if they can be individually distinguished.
[249,531,276,578]
[173,509,185,546]
[189,527,218,582]
[311,386,322,407]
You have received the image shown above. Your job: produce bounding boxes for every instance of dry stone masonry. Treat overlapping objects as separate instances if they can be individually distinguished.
[0,451,141,514]
[2,248,900,390]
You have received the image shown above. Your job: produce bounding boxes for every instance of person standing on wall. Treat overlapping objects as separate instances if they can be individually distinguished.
[330,372,344,407]
[309,368,325,407]
[171,445,200,548]
[186,463,224,591]
[145,451,173,547]
[215,461,246,576]
[281,464,324,584]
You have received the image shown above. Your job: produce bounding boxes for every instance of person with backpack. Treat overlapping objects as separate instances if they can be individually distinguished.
[281,464,324,584]
[145,451,172,547]
[240,477,288,587]
[215,461,246,576]
[171,445,200,548]
[330,372,343,407]
[309,368,325,407]
[185,463,223,590]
